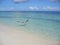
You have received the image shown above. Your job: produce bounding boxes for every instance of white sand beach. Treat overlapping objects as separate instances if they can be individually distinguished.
[0,24,59,45]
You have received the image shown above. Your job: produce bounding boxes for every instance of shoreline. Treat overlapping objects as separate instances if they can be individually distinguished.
[0,23,59,45]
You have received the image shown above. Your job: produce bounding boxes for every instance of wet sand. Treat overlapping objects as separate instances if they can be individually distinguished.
[0,24,59,45]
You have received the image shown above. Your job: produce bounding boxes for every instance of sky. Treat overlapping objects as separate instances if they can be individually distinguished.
[0,0,60,11]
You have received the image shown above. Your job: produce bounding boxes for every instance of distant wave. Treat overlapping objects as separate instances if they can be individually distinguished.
[0,11,60,22]
[26,17,60,22]
[0,16,60,22]
[0,16,12,18]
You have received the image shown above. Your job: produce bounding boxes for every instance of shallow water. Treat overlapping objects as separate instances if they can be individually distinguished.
[0,11,60,41]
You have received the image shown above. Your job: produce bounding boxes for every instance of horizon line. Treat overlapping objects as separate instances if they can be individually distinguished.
[0,11,60,12]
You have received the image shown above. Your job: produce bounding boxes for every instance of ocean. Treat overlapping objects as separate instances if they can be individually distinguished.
[0,11,60,42]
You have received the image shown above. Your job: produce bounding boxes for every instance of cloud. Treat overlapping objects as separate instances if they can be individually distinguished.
[43,6,60,11]
[13,0,28,3]
[29,6,39,11]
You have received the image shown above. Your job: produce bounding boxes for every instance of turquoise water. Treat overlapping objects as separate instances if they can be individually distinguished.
[0,11,60,41]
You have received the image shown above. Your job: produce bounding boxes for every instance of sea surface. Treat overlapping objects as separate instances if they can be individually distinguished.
[0,11,60,41]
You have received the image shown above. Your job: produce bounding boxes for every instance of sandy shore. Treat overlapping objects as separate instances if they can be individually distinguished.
[0,24,59,45]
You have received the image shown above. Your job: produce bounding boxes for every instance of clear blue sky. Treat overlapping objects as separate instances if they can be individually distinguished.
[0,0,60,11]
